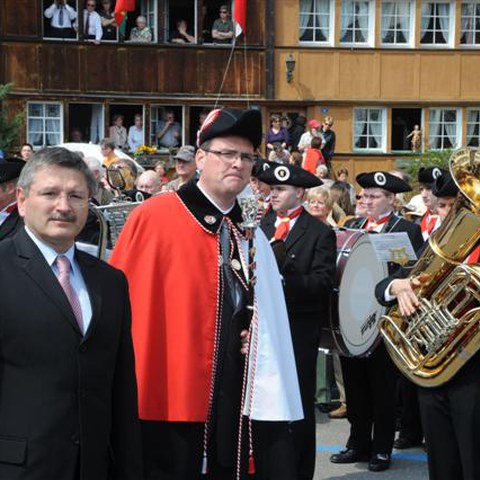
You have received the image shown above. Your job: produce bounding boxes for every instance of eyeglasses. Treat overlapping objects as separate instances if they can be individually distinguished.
[324,123,333,127]
[220,10,227,13]
[202,148,255,165]
[356,195,364,200]
[87,3,96,6]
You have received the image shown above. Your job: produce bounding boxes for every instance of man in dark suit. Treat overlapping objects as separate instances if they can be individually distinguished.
[0,157,25,241]
[0,147,142,480]
[259,164,337,480]
[331,171,423,472]
[375,170,480,480]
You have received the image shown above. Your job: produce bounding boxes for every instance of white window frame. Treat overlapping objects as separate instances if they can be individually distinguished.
[27,102,64,149]
[380,1,415,48]
[466,108,480,146]
[420,1,455,48]
[353,107,386,152]
[460,1,480,47]
[339,0,375,47]
[150,105,185,147]
[299,0,335,46]
[141,0,157,42]
[428,107,461,150]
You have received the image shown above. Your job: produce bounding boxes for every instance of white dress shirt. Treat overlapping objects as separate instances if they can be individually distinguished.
[44,3,77,28]
[74,9,103,41]
[128,126,144,152]
[25,226,93,334]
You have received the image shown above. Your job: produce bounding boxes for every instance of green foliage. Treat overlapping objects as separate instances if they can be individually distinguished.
[0,83,24,153]
[401,149,452,181]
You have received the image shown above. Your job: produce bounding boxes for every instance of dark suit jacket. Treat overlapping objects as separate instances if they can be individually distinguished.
[0,208,23,242]
[261,209,337,320]
[0,229,142,480]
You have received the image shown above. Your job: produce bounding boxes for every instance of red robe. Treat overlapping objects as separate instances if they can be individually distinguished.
[110,193,220,421]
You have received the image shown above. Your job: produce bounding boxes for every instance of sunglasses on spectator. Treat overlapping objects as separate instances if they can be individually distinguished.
[356,195,364,200]
[324,123,333,127]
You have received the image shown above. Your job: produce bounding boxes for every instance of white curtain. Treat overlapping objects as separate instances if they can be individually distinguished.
[90,104,104,144]
[467,110,479,145]
[369,111,383,149]
[429,109,442,149]
[437,3,450,43]
[299,0,314,39]
[317,0,330,40]
[443,110,457,148]
[354,109,367,148]
[357,2,369,42]
[340,0,354,41]
[381,2,396,42]
[397,2,411,43]
[461,3,474,44]
[420,2,432,41]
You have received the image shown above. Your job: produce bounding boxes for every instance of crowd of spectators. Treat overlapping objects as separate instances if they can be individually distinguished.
[43,1,236,45]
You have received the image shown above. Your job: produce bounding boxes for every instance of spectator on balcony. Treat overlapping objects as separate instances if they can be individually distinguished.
[265,114,290,156]
[211,5,234,44]
[108,114,128,150]
[170,19,195,44]
[129,15,152,43]
[99,0,117,41]
[44,0,77,39]
[156,110,181,149]
[74,0,103,44]
[128,114,144,153]
[70,127,84,143]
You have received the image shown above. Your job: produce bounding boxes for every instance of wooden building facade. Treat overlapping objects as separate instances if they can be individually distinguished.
[2,0,480,176]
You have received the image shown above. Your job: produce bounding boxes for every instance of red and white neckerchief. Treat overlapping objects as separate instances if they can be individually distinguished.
[0,202,17,226]
[274,206,303,240]
[421,209,439,240]
[365,213,391,232]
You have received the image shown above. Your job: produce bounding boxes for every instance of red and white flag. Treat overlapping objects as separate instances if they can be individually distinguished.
[233,0,246,37]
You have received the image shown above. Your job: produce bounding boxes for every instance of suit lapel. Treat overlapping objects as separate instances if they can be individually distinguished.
[76,251,102,341]
[0,210,21,241]
[285,209,308,250]
[14,229,83,336]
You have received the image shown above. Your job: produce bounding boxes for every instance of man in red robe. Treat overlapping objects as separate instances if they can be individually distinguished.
[110,108,302,479]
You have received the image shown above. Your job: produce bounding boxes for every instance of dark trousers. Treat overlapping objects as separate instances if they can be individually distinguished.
[289,317,320,480]
[398,376,423,442]
[140,420,296,480]
[418,356,480,480]
[341,343,397,455]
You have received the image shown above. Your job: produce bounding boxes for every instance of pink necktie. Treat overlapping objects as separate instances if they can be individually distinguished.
[56,255,84,333]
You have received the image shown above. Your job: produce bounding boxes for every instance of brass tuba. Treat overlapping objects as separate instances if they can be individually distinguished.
[379,148,480,387]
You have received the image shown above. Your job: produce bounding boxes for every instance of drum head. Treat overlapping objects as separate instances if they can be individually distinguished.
[338,235,387,356]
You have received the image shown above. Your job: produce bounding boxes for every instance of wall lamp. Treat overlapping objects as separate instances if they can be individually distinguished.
[286,54,296,83]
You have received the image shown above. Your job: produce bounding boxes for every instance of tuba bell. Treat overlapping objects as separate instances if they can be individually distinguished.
[379,148,480,387]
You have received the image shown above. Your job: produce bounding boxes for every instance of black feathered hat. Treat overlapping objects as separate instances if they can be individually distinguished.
[356,171,411,193]
[257,163,322,188]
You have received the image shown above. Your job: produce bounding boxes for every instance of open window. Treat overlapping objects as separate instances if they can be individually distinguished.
[150,106,184,149]
[43,0,78,40]
[68,103,105,144]
[189,105,215,145]
[108,104,145,151]
[165,0,197,44]
[123,0,157,42]
[391,108,422,151]
[202,1,234,44]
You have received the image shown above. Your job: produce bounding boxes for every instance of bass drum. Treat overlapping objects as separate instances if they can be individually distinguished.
[321,229,388,357]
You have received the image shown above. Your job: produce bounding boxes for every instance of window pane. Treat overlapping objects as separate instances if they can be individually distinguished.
[28,104,44,117]
[299,0,331,43]
[421,2,451,45]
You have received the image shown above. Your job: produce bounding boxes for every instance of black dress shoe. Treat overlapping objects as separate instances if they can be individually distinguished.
[393,437,423,449]
[330,448,370,464]
[368,453,391,472]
